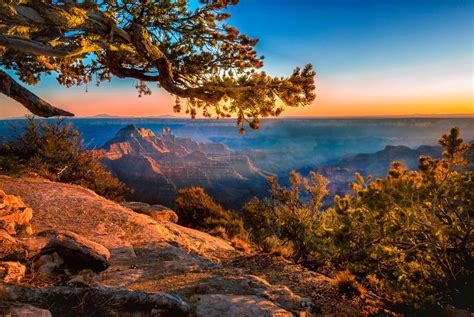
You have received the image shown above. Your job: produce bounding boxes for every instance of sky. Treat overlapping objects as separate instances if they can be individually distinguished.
[0,0,473,118]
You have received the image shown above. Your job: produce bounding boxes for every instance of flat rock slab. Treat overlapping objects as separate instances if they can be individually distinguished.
[0,176,235,286]
[192,294,292,317]
[0,176,234,260]
[6,305,52,317]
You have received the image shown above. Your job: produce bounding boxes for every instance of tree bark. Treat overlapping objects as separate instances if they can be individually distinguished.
[0,70,73,117]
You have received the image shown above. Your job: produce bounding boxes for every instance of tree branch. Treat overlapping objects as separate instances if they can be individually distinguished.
[0,34,101,58]
[0,69,73,117]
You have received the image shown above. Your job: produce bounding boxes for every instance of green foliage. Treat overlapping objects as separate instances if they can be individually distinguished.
[243,127,473,310]
[0,117,129,201]
[0,1,315,130]
[175,187,248,243]
[244,171,329,262]
[326,127,473,308]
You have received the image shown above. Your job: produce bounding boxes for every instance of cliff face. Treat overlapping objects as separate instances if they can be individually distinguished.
[99,125,270,208]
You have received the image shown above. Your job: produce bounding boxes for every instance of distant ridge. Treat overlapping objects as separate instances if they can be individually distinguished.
[83,114,179,119]
[87,114,120,118]
[280,113,474,119]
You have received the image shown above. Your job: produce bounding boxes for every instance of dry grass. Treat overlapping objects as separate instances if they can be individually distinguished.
[261,236,294,258]
[230,237,252,253]
[21,262,56,287]
[334,271,361,297]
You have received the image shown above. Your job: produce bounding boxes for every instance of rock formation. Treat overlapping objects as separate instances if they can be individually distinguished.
[0,175,389,316]
[0,191,33,236]
[121,201,179,223]
[99,125,270,208]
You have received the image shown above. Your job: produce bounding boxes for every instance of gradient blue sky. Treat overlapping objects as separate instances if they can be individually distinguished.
[1,0,472,117]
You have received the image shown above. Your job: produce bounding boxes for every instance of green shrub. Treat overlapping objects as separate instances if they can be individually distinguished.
[244,171,329,262]
[243,127,473,311]
[0,117,129,201]
[325,127,473,309]
[175,187,249,245]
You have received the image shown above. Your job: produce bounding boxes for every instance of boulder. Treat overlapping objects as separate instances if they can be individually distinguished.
[0,261,26,283]
[191,294,292,317]
[1,230,110,274]
[6,305,52,317]
[121,201,179,223]
[36,230,111,273]
[0,230,22,259]
[0,191,33,236]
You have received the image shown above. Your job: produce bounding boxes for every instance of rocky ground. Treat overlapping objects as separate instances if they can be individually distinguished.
[0,175,391,316]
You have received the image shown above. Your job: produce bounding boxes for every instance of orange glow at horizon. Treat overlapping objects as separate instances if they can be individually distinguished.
[0,73,472,118]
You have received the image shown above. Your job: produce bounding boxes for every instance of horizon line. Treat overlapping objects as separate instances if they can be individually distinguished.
[1,113,473,120]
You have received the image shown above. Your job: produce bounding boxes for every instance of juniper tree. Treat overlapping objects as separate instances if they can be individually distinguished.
[0,0,315,131]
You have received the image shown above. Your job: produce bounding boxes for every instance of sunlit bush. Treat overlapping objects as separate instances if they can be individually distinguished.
[244,171,329,262]
[325,127,473,309]
[0,117,129,201]
[244,127,473,310]
[175,187,249,247]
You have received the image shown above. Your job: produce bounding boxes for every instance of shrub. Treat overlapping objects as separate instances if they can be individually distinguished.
[175,187,249,245]
[243,127,472,311]
[243,171,329,262]
[324,127,473,309]
[334,271,361,297]
[0,117,129,201]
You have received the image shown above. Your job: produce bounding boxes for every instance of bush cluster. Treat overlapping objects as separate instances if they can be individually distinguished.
[244,127,473,311]
[175,187,249,249]
[244,171,329,262]
[0,117,129,201]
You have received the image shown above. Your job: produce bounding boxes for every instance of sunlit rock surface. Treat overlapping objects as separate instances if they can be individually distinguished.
[0,176,389,316]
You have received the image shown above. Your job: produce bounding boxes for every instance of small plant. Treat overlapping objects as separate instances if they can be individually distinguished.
[243,171,329,262]
[175,187,248,244]
[334,271,361,297]
[0,117,129,201]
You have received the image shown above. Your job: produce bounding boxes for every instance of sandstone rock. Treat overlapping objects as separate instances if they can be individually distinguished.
[0,176,235,270]
[6,305,52,317]
[192,274,312,314]
[0,262,26,283]
[37,230,111,273]
[191,294,292,317]
[122,201,179,223]
[0,230,21,259]
[1,230,110,274]
[0,191,33,236]
[5,235,50,262]
[2,284,190,315]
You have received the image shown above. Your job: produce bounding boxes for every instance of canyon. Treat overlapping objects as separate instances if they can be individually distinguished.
[98,125,270,208]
